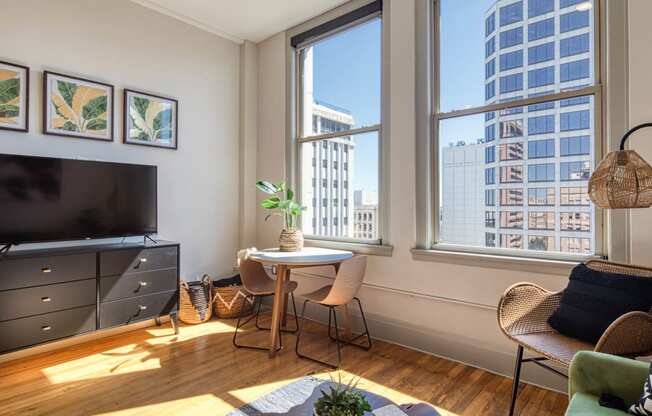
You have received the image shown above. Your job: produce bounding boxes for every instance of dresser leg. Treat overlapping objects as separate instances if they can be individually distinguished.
[170,312,179,335]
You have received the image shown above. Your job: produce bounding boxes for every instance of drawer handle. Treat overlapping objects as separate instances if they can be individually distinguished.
[41,325,52,331]
[138,305,148,311]
[41,297,52,303]
[42,267,52,273]
[140,258,148,263]
[138,281,148,287]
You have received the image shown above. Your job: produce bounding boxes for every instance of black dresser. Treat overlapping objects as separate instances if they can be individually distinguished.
[0,241,179,354]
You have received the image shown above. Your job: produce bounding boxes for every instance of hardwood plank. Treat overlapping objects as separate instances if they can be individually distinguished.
[0,315,568,416]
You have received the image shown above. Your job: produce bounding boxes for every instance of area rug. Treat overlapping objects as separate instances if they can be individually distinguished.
[227,376,439,415]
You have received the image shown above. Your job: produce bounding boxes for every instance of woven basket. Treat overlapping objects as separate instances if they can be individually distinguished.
[179,275,213,324]
[212,279,255,319]
[279,229,304,252]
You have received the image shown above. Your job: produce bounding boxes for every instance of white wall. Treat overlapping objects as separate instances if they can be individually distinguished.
[0,0,241,281]
[254,0,652,391]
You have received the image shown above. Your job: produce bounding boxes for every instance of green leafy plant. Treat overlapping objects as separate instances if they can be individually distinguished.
[256,180,306,231]
[313,375,372,416]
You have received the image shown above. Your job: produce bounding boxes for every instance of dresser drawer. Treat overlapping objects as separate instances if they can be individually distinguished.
[100,246,178,277]
[100,269,177,302]
[0,279,96,322]
[99,290,177,329]
[0,253,96,291]
[0,306,96,353]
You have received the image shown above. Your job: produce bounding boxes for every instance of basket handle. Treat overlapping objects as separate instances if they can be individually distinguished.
[202,274,213,305]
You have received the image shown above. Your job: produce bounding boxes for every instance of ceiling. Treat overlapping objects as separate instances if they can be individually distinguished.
[132,0,350,43]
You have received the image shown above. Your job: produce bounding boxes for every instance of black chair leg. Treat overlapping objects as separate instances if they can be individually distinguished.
[354,297,372,350]
[509,345,524,416]
[296,301,341,368]
[233,295,281,352]
[255,292,299,333]
[326,298,372,350]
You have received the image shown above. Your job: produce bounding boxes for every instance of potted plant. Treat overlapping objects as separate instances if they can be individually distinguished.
[256,180,307,252]
[313,375,372,416]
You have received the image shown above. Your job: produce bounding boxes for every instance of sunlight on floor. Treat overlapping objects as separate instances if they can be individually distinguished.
[93,394,230,416]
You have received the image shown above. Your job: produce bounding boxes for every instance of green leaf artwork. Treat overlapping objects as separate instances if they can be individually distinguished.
[128,93,175,145]
[0,70,21,126]
[49,76,109,136]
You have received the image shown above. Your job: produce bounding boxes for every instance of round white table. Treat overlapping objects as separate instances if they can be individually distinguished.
[248,247,353,357]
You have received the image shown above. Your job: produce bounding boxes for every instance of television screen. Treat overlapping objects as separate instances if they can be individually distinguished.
[0,154,157,244]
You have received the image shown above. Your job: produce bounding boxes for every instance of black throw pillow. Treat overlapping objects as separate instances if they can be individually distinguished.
[629,364,652,415]
[547,263,652,344]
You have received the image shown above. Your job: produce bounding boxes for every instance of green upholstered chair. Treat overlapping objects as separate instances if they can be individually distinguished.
[566,351,650,416]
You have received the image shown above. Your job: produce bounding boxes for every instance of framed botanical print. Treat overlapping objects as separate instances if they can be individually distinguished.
[43,71,113,141]
[0,61,29,132]
[123,89,178,149]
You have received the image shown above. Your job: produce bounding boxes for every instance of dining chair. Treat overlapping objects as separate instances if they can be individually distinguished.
[295,255,372,368]
[232,250,299,351]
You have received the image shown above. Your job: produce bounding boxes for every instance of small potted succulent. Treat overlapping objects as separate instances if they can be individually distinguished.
[313,375,372,416]
[256,180,306,252]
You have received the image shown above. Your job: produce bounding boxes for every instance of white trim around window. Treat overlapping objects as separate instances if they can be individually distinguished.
[414,0,629,266]
[285,0,393,256]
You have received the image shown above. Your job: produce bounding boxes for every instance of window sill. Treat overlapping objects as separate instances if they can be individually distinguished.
[304,238,393,257]
[411,247,590,276]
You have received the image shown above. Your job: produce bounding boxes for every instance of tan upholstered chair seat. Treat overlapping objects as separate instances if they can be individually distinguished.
[245,278,298,297]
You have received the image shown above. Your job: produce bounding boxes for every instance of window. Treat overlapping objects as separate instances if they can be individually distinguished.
[486,12,496,36]
[529,236,555,251]
[485,81,496,100]
[560,110,590,131]
[528,66,555,88]
[560,212,590,231]
[500,188,523,206]
[528,115,555,135]
[561,33,590,58]
[500,74,523,93]
[560,187,590,205]
[560,136,590,156]
[498,143,523,161]
[500,120,523,138]
[434,0,599,257]
[561,0,587,8]
[485,211,496,227]
[485,145,496,163]
[528,187,555,205]
[500,211,523,229]
[500,27,523,48]
[500,50,523,71]
[528,163,555,182]
[500,2,523,26]
[560,237,591,254]
[560,10,590,33]
[561,59,590,82]
[486,37,496,58]
[486,59,496,79]
[528,42,555,65]
[500,165,523,183]
[528,0,554,18]
[528,18,554,41]
[500,233,523,249]
[528,212,555,230]
[485,189,496,206]
[485,168,496,185]
[528,139,555,159]
[294,4,382,243]
[561,161,591,181]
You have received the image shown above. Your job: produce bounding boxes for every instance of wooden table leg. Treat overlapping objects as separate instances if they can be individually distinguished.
[269,264,287,357]
[281,268,290,328]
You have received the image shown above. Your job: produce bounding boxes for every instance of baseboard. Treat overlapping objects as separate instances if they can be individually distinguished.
[0,317,169,364]
[293,295,568,394]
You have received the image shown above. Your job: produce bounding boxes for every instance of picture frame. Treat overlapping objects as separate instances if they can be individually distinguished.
[123,89,178,150]
[43,71,114,141]
[0,60,30,132]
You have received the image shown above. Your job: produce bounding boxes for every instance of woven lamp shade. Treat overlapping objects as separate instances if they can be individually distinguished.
[588,149,652,209]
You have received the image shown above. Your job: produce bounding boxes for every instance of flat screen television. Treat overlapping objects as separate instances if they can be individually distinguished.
[0,154,157,245]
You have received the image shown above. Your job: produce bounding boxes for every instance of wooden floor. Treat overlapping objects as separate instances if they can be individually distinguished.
[0,315,568,416]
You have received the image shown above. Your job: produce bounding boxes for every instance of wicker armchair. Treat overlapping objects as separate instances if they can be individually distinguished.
[498,259,652,416]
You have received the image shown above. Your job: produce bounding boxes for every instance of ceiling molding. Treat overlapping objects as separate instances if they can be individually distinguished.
[131,0,245,44]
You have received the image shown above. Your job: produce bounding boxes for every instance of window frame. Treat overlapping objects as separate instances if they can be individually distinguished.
[286,0,392,255]
[422,0,607,262]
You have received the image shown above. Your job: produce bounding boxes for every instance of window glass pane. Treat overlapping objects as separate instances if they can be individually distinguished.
[299,17,380,137]
[437,1,597,256]
[560,212,590,231]
[300,132,378,240]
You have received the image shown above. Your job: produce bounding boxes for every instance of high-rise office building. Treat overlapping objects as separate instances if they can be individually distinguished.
[353,190,378,240]
[483,0,594,254]
[440,141,487,246]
